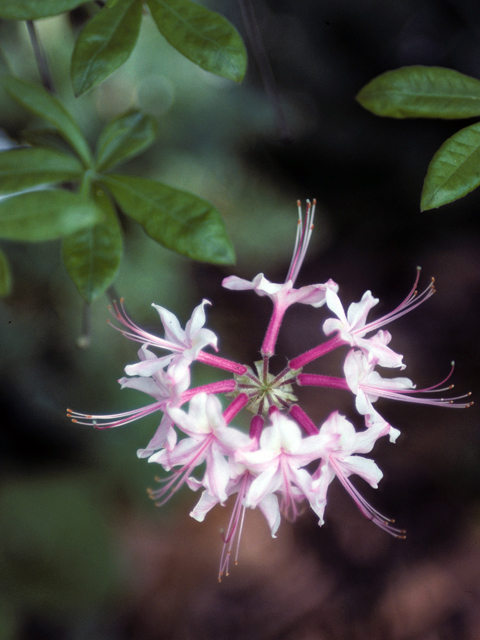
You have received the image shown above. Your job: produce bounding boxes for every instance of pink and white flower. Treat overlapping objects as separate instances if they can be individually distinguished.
[222,200,338,355]
[309,411,404,536]
[149,393,248,505]
[237,408,329,521]
[70,201,472,577]
[110,298,219,374]
[67,346,191,454]
[322,269,435,368]
[343,349,472,413]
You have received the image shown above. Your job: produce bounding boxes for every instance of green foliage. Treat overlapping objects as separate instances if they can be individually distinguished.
[0,0,246,91]
[62,189,123,303]
[71,0,143,97]
[95,110,157,172]
[146,0,247,83]
[0,476,118,612]
[0,190,103,241]
[99,173,235,264]
[356,66,480,119]
[421,121,480,210]
[0,0,85,20]
[0,148,84,194]
[2,76,93,167]
[357,65,480,209]
[0,77,234,298]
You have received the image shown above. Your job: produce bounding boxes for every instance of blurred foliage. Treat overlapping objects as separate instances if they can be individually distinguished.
[0,0,247,91]
[0,77,234,301]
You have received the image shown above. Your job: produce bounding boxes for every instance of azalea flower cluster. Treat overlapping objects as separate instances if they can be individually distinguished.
[69,200,471,580]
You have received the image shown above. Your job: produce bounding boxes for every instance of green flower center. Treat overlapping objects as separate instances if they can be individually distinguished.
[231,360,301,416]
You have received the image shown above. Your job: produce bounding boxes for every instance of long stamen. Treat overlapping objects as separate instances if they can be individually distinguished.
[108,299,181,352]
[67,401,164,428]
[297,366,473,408]
[218,474,249,581]
[356,269,435,336]
[286,199,316,284]
[330,458,406,538]
[149,437,213,506]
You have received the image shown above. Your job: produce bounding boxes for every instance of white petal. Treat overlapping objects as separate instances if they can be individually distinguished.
[189,490,220,522]
[339,455,383,488]
[245,463,281,508]
[202,446,230,503]
[124,355,172,377]
[258,493,281,537]
[325,288,348,324]
[152,304,185,346]
[346,290,378,330]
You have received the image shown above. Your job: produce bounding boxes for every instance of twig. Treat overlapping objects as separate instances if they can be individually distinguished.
[238,0,292,143]
[77,302,92,349]
[26,20,56,93]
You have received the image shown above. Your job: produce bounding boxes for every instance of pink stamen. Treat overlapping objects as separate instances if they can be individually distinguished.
[286,199,316,285]
[218,474,250,580]
[108,299,181,352]
[354,268,435,337]
[297,368,473,408]
[330,457,406,538]
[67,401,164,429]
[149,436,213,507]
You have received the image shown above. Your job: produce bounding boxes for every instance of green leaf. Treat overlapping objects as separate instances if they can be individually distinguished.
[2,77,93,167]
[99,173,235,263]
[0,0,85,20]
[356,66,480,119]
[95,110,157,172]
[0,190,103,241]
[421,121,480,210]
[0,248,12,296]
[71,0,143,97]
[62,187,122,302]
[0,147,84,195]
[146,0,246,82]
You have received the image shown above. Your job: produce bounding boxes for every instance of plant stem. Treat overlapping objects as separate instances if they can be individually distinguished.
[26,20,56,93]
[238,0,292,143]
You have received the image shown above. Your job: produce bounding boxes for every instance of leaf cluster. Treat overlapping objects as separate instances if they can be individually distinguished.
[356,66,480,211]
[0,77,234,301]
[0,0,247,95]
